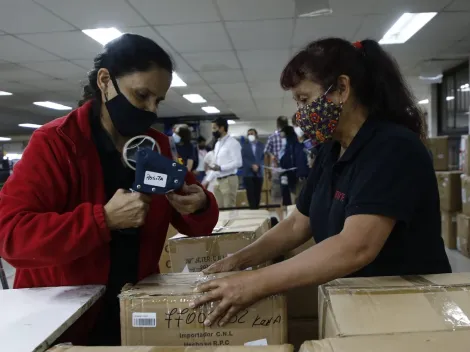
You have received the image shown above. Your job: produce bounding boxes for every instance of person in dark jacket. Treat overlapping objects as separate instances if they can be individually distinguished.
[292,115,311,199]
[241,129,265,209]
[173,124,198,172]
[279,125,298,205]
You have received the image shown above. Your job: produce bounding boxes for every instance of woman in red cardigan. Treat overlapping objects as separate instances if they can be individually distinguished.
[0,33,218,345]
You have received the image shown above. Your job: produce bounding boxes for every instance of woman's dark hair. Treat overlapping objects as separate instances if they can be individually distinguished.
[282,125,296,138]
[79,33,174,106]
[197,136,206,143]
[280,38,425,141]
[177,125,192,144]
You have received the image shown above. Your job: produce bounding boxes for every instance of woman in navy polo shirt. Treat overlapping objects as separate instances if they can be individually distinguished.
[190,37,451,327]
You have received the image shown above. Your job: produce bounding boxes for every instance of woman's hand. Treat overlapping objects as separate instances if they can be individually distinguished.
[167,183,208,215]
[189,271,266,327]
[203,254,246,274]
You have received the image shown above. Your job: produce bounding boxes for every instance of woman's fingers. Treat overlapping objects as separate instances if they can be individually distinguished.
[190,284,221,308]
[219,306,240,327]
[204,300,231,327]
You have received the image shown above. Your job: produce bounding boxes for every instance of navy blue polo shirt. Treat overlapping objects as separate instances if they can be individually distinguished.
[297,118,451,277]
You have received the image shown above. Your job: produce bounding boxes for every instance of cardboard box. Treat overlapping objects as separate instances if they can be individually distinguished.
[159,225,179,273]
[318,273,470,339]
[461,174,470,215]
[260,191,269,206]
[457,213,470,257]
[436,171,462,211]
[428,136,449,171]
[120,273,288,347]
[283,239,317,319]
[237,190,249,207]
[49,346,294,352]
[169,218,271,272]
[460,135,470,175]
[441,211,457,249]
[218,210,271,221]
[299,330,470,352]
[287,319,319,352]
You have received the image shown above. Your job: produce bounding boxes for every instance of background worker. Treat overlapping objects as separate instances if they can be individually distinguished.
[241,128,265,209]
[209,117,242,208]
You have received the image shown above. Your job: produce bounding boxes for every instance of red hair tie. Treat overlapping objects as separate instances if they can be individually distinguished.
[352,41,363,49]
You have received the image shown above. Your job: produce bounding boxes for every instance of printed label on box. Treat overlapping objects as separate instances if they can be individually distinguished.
[132,312,157,328]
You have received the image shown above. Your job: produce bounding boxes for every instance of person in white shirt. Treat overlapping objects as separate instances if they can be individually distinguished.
[202,150,218,194]
[208,117,242,208]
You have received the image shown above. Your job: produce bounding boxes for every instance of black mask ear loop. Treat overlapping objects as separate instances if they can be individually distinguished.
[109,73,123,98]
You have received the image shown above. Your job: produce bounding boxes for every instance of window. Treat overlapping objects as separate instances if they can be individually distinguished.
[438,62,469,135]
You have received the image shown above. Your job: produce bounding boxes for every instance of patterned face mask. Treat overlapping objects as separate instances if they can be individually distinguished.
[295,85,343,144]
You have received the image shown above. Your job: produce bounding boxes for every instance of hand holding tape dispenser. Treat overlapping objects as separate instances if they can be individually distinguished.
[122,135,187,194]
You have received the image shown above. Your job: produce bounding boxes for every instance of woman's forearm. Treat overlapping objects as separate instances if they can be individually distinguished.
[236,211,312,269]
[258,232,371,295]
[187,159,194,172]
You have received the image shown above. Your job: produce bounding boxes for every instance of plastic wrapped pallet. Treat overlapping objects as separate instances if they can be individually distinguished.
[318,273,470,339]
[119,273,287,347]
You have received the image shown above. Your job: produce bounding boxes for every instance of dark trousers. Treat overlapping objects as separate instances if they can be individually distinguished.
[244,177,263,209]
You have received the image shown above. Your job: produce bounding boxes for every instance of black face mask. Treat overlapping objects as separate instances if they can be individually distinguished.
[105,75,158,137]
[212,131,221,139]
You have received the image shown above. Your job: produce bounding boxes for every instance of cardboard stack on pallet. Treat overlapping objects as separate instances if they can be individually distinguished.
[429,136,462,249]
[459,135,470,257]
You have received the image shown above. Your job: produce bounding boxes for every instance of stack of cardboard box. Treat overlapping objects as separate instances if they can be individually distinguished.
[459,135,470,257]
[50,345,293,352]
[299,272,470,351]
[429,136,462,249]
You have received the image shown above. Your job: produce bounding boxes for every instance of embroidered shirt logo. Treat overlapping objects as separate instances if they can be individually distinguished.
[334,190,346,202]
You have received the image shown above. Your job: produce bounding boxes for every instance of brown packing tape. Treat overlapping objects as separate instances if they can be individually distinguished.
[319,275,470,338]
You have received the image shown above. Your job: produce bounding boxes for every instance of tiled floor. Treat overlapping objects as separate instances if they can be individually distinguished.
[2,249,470,290]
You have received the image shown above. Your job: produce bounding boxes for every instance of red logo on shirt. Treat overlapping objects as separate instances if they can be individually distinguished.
[334,191,346,202]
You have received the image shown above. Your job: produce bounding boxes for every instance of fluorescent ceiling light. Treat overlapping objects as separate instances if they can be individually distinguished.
[446,96,455,101]
[202,106,220,114]
[33,101,72,110]
[0,91,12,96]
[227,120,236,125]
[0,137,11,141]
[298,8,332,17]
[379,12,437,45]
[82,27,123,46]
[19,123,42,129]
[171,72,187,88]
[183,94,207,103]
[418,99,429,105]
[419,74,443,81]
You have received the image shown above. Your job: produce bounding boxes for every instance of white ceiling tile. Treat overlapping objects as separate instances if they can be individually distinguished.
[249,81,284,99]
[217,0,295,21]
[0,63,51,81]
[125,26,174,54]
[226,19,294,50]
[0,36,59,62]
[244,69,283,83]
[330,0,450,15]
[199,70,246,84]
[36,0,146,28]
[177,72,206,86]
[20,61,87,80]
[181,84,216,96]
[129,0,220,25]
[210,82,251,100]
[294,16,363,47]
[18,31,103,60]
[0,81,40,94]
[446,0,470,11]
[353,15,397,42]
[157,23,232,53]
[0,0,74,34]
[238,49,290,71]
[172,54,195,74]
[182,51,240,72]
[71,59,93,70]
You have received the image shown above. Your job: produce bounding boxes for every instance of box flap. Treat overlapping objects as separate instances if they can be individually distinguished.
[300,331,470,352]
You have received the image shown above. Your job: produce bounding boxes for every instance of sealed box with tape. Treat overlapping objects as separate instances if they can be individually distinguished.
[318,273,470,339]
[119,273,287,347]
[48,345,294,352]
[218,210,271,221]
[169,218,271,273]
[299,330,470,352]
